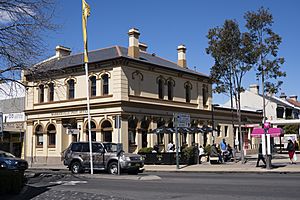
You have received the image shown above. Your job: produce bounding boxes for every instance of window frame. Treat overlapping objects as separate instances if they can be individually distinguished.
[47,124,56,148]
[158,79,164,99]
[102,74,109,96]
[38,84,44,103]
[67,79,75,99]
[90,76,97,97]
[48,82,54,102]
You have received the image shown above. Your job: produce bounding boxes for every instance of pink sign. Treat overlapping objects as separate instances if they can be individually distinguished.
[251,127,283,138]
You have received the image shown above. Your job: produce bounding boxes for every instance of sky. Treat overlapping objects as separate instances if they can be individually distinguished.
[43,0,300,104]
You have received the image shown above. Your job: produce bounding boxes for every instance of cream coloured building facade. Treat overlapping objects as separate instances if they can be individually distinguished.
[22,28,261,165]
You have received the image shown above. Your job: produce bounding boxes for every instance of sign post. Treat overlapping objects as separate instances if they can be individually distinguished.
[0,112,3,141]
[173,113,190,169]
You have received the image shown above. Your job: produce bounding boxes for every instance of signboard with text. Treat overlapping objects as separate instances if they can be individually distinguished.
[173,113,190,127]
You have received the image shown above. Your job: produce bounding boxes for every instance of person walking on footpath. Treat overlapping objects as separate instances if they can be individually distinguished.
[287,139,296,164]
[256,143,266,167]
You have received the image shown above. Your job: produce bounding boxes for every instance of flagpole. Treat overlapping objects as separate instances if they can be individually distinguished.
[85,62,93,174]
[82,0,93,175]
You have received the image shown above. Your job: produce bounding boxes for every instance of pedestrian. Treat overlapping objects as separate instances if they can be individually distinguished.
[167,141,174,152]
[220,138,227,161]
[256,143,266,167]
[198,145,205,164]
[287,139,296,164]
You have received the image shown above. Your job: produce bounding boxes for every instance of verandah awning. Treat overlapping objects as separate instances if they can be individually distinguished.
[251,127,284,138]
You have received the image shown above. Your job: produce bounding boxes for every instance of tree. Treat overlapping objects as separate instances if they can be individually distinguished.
[245,7,285,169]
[0,0,56,95]
[283,124,299,135]
[206,20,257,163]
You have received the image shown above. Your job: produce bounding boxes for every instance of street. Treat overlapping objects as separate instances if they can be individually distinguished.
[3,170,300,200]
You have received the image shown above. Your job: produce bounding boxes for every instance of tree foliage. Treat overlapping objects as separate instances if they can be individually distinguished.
[0,0,56,90]
[283,124,299,135]
[245,7,286,94]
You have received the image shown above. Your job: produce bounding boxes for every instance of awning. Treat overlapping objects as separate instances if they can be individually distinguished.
[251,127,284,138]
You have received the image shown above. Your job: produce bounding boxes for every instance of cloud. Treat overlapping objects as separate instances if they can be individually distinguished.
[0,4,36,24]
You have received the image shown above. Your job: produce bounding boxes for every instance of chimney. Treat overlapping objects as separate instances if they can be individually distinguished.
[280,92,287,100]
[249,84,259,94]
[177,44,187,68]
[56,45,71,58]
[128,28,140,58]
[289,95,298,101]
[139,42,148,52]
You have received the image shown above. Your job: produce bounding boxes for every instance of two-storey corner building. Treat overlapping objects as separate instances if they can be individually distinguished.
[23,28,216,165]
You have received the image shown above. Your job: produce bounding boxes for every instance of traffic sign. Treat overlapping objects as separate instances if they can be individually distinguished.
[173,113,190,127]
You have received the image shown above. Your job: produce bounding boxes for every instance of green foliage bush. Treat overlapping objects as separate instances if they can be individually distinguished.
[138,147,153,154]
[182,146,197,165]
[204,144,211,155]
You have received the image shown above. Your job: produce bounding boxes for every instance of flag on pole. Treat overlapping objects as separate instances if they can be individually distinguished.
[82,0,90,63]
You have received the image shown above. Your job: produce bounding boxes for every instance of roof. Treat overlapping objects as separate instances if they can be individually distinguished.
[258,94,296,109]
[287,98,300,108]
[29,46,208,78]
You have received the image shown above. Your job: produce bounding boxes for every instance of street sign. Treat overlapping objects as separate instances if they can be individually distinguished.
[67,129,80,135]
[173,113,190,127]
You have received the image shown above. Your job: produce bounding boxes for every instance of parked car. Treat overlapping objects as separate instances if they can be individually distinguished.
[62,142,144,174]
[0,150,28,171]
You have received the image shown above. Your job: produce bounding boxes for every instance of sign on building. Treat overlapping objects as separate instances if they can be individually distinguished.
[173,113,190,127]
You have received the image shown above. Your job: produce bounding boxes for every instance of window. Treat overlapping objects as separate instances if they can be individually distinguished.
[276,107,284,118]
[86,121,96,141]
[38,84,44,103]
[47,124,56,147]
[90,76,96,97]
[71,143,82,152]
[185,82,192,103]
[203,84,208,106]
[225,126,228,137]
[35,125,43,147]
[158,79,164,99]
[217,125,221,137]
[67,79,75,99]
[48,83,54,102]
[167,80,173,100]
[102,74,109,95]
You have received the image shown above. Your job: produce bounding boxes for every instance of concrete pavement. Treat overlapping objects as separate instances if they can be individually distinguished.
[28,153,300,174]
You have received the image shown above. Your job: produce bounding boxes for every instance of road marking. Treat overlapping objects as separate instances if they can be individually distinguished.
[49,181,87,186]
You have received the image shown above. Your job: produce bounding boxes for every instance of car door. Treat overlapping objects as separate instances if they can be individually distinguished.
[92,143,105,169]
[81,143,91,168]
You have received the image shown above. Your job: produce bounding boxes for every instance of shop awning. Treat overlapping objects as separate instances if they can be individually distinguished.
[251,127,283,138]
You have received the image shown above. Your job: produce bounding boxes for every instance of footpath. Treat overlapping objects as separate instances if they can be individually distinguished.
[29,153,300,174]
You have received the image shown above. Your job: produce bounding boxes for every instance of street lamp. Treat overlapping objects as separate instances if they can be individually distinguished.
[211,104,220,144]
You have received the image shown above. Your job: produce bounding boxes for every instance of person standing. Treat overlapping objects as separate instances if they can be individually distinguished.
[256,143,266,167]
[167,141,174,152]
[287,139,296,164]
[198,145,205,164]
[220,138,227,162]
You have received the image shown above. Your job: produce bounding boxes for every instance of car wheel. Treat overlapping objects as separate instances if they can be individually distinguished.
[108,162,118,175]
[70,161,82,174]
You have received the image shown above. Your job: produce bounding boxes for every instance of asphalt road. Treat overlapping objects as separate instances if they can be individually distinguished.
[4,171,300,200]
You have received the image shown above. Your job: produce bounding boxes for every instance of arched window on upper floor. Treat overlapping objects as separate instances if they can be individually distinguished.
[102,74,109,96]
[67,79,75,99]
[158,78,164,100]
[167,79,175,101]
[203,84,208,107]
[89,75,97,97]
[184,82,192,103]
[38,84,44,103]
[48,82,54,102]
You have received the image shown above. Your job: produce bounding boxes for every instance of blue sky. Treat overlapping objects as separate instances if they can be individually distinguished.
[45,0,300,104]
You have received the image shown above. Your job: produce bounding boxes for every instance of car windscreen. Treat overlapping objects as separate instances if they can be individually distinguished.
[0,152,15,158]
[103,143,118,152]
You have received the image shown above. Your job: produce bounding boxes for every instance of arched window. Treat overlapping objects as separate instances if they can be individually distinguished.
[48,83,54,102]
[47,124,56,147]
[86,121,96,141]
[67,79,75,99]
[203,84,208,106]
[38,84,44,103]
[141,119,150,148]
[167,80,174,100]
[90,76,96,97]
[158,79,164,99]
[35,125,43,147]
[101,120,112,142]
[185,82,192,103]
[102,74,109,95]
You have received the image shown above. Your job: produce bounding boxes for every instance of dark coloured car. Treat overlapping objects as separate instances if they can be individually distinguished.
[0,150,28,171]
[63,142,144,174]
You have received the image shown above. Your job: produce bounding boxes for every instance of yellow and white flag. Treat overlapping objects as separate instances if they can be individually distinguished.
[82,0,90,63]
